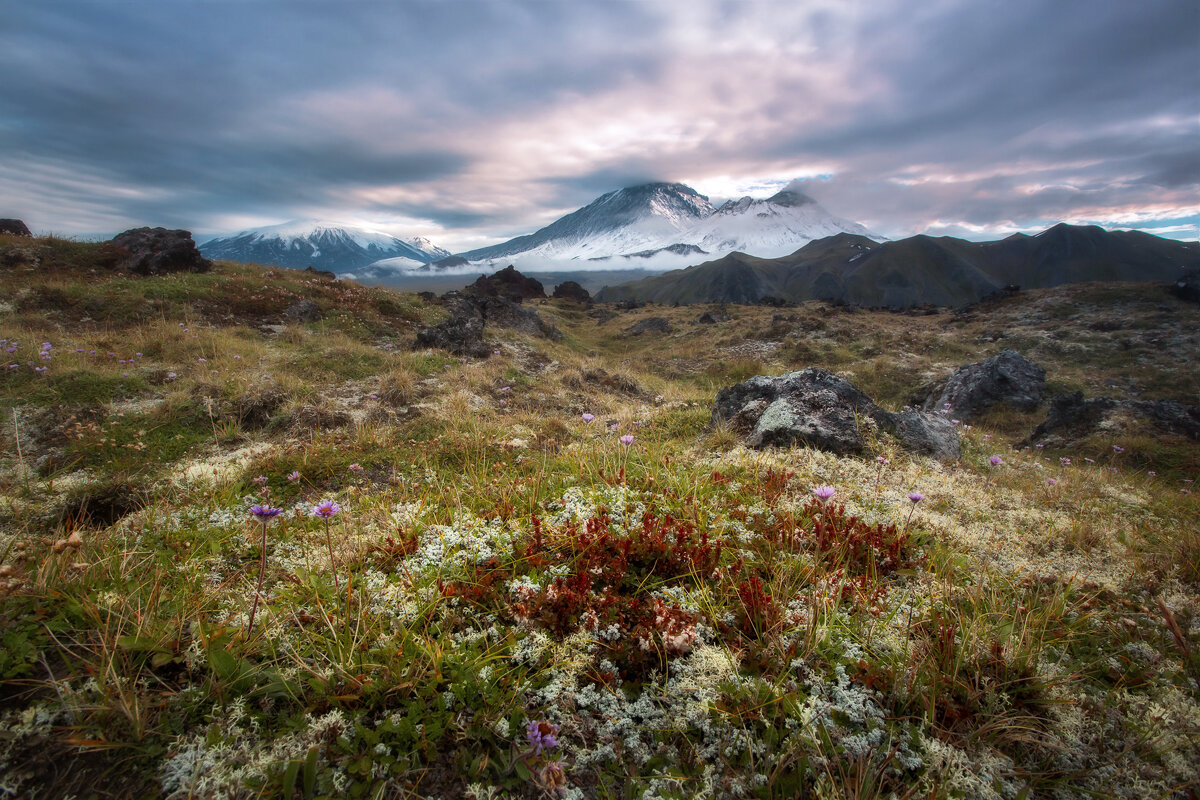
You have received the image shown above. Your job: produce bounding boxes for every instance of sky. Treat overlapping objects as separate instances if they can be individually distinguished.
[2,0,1198,252]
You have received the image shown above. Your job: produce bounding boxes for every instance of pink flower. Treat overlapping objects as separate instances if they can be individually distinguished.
[989,455,1002,466]
[908,492,924,503]
[813,485,835,500]
[619,434,634,446]
[581,413,594,423]
[313,499,340,518]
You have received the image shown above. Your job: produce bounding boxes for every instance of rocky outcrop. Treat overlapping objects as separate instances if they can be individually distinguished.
[552,281,591,303]
[1170,269,1200,304]
[713,368,961,460]
[110,227,212,275]
[415,293,489,357]
[1025,392,1200,448]
[283,299,323,322]
[0,219,32,237]
[698,312,731,324]
[466,265,546,302]
[414,288,561,357]
[923,349,1045,419]
[628,317,673,335]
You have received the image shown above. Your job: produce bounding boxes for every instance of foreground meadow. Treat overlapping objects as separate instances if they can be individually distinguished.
[1,236,1198,799]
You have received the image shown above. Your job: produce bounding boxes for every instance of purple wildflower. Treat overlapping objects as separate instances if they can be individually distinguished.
[1113,445,1124,452]
[1047,478,1058,486]
[908,491,924,503]
[619,434,634,446]
[348,463,364,472]
[313,499,340,518]
[252,475,268,485]
[287,471,301,482]
[249,504,282,519]
[581,413,594,423]
[813,485,836,500]
[526,720,560,755]
[989,455,1002,467]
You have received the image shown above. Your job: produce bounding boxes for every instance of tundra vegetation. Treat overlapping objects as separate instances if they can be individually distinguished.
[1,234,1197,799]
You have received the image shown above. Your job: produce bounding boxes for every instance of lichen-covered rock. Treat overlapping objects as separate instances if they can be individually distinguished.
[110,227,212,275]
[714,368,960,460]
[923,349,1045,419]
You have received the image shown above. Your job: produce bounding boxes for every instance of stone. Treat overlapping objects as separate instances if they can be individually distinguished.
[1025,391,1200,448]
[304,265,336,280]
[698,312,731,324]
[713,368,960,460]
[283,299,322,322]
[923,349,1045,419]
[415,293,490,357]
[473,294,562,340]
[628,317,673,335]
[110,227,212,275]
[466,265,546,302]
[1170,269,1200,304]
[552,280,591,303]
[0,219,32,237]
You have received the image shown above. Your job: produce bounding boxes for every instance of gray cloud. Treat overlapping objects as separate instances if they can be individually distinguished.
[2,0,1196,245]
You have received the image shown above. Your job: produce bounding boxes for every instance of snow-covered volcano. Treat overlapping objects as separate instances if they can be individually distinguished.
[199,220,450,273]
[432,182,879,273]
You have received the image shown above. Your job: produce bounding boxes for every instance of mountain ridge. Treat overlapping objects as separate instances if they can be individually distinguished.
[594,225,1200,307]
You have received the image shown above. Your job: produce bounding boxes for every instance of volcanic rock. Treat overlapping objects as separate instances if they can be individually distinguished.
[628,317,673,335]
[110,227,212,275]
[923,349,1045,419]
[466,265,546,302]
[283,299,323,322]
[1170,269,1200,304]
[0,219,32,237]
[415,292,489,357]
[713,368,960,460]
[1025,392,1200,448]
[552,280,591,303]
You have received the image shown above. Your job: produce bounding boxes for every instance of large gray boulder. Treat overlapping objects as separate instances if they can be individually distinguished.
[713,368,961,460]
[110,227,212,275]
[923,349,1045,419]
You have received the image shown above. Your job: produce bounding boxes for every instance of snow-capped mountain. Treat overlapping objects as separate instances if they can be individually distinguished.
[455,183,716,268]
[199,220,450,273]
[427,182,878,273]
[666,188,878,260]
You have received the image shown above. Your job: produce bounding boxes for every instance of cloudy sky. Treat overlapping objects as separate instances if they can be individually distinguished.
[3,0,1197,250]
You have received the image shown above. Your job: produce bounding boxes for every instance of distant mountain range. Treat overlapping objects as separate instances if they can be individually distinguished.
[199,220,450,273]
[594,224,1200,307]
[449,182,878,271]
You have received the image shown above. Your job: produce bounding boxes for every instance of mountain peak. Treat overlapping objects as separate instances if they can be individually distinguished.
[764,189,816,208]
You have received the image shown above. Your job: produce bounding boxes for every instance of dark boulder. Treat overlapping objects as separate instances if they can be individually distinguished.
[628,317,673,335]
[0,219,32,237]
[713,368,960,460]
[698,312,731,324]
[1025,391,1200,448]
[415,292,489,357]
[110,227,212,275]
[552,280,591,303]
[1170,269,1200,304]
[283,299,322,322]
[923,349,1045,419]
[304,266,336,280]
[466,265,545,302]
[473,294,561,340]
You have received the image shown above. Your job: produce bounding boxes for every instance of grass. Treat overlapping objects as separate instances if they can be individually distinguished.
[0,236,1198,798]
